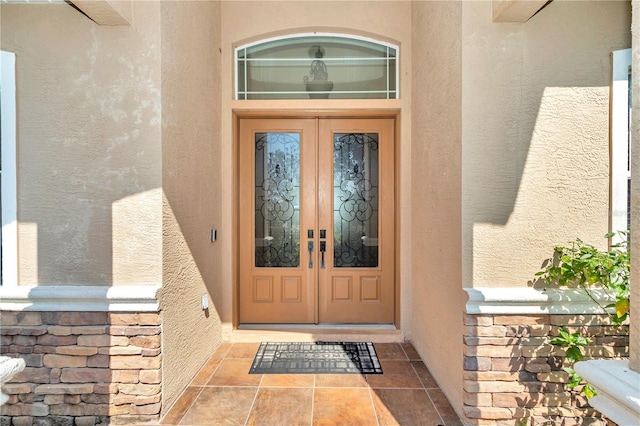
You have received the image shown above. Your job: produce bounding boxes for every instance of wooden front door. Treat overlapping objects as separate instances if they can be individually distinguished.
[239,117,395,324]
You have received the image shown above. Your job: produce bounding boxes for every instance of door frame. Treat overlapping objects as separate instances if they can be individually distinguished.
[232,109,401,329]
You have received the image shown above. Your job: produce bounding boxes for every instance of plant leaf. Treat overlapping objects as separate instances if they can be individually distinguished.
[616,298,630,318]
[584,384,597,399]
[567,373,582,388]
[566,346,583,363]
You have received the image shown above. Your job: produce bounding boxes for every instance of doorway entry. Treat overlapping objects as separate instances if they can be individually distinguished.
[238,117,395,324]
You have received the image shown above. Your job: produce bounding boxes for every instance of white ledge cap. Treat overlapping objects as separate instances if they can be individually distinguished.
[574,360,640,425]
[0,285,161,312]
[0,356,26,406]
[0,356,25,383]
[464,287,614,315]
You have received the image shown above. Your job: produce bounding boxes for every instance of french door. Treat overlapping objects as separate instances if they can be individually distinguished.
[239,117,395,324]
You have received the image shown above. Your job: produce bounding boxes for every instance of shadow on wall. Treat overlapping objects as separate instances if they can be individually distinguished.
[3,2,223,414]
[465,84,613,287]
[463,0,631,287]
[2,2,163,287]
[9,1,222,302]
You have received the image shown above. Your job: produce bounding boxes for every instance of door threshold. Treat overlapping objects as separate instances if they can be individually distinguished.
[238,323,397,330]
[227,324,405,343]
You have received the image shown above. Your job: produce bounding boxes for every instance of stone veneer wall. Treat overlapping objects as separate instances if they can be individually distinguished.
[463,314,629,426]
[0,311,162,426]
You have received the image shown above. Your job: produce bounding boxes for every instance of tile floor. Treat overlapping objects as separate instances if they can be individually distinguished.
[159,341,463,425]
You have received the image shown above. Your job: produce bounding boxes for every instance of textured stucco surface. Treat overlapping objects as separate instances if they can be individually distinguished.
[2,0,224,412]
[2,0,634,418]
[411,1,464,415]
[159,0,223,412]
[462,0,631,289]
[1,2,162,286]
[630,0,639,372]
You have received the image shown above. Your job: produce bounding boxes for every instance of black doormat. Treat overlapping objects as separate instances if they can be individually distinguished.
[249,341,383,374]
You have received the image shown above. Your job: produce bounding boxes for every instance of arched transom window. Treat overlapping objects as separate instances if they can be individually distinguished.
[235,34,398,100]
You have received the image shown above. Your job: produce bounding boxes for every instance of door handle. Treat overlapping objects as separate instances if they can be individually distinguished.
[308,241,314,269]
[320,241,326,269]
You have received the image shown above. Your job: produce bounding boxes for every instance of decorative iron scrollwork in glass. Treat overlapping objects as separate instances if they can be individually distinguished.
[333,133,379,268]
[255,133,301,267]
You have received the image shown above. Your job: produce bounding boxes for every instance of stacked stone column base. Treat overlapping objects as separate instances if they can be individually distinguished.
[462,313,629,426]
[0,311,162,426]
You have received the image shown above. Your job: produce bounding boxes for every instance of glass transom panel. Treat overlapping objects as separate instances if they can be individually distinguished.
[236,35,398,100]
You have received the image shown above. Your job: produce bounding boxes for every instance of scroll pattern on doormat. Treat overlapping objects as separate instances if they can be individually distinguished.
[249,341,383,374]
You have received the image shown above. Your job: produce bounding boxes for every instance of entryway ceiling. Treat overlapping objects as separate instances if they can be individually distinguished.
[492,0,553,22]
[61,0,553,26]
[68,0,131,26]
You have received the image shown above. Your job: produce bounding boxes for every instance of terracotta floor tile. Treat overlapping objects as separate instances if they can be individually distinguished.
[367,360,423,388]
[260,373,315,387]
[246,387,313,425]
[227,342,261,359]
[207,358,263,387]
[180,386,257,425]
[378,359,418,375]
[314,373,369,388]
[371,388,443,426]
[428,389,464,426]
[374,343,408,360]
[164,340,463,425]
[411,361,439,388]
[400,343,422,361]
[190,357,222,386]
[160,386,202,424]
[366,372,424,389]
[312,387,378,426]
[211,342,233,359]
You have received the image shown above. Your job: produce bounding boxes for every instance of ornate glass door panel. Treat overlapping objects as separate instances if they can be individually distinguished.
[254,132,301,268]
[333,133,379,268]
[318,119,395,324]
[239,119,317,323]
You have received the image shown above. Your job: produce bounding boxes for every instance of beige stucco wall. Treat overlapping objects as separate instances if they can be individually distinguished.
[1,2,163,287]
[219,0,414,329]
[462,0,632,289]
[159,0,223,412]
[410,0,632,414]
[411,0,464,415]
[3,0,633,416]
[1,0,224,411]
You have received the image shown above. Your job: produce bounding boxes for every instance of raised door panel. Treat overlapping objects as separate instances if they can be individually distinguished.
[317,118,395,323]
[238,118,317,323]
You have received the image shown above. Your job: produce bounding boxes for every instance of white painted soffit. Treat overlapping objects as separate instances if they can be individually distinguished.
[0,0,130,26]
[1,0,65,3]
[0,285,161,312]
[464,287,615,315]
[69,0,131,26]
[492,0,552,23]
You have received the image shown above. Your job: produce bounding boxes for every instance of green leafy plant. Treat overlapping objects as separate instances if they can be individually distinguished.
[535,230,630,324]
[548,327,597,398]
[535,230,630,399]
